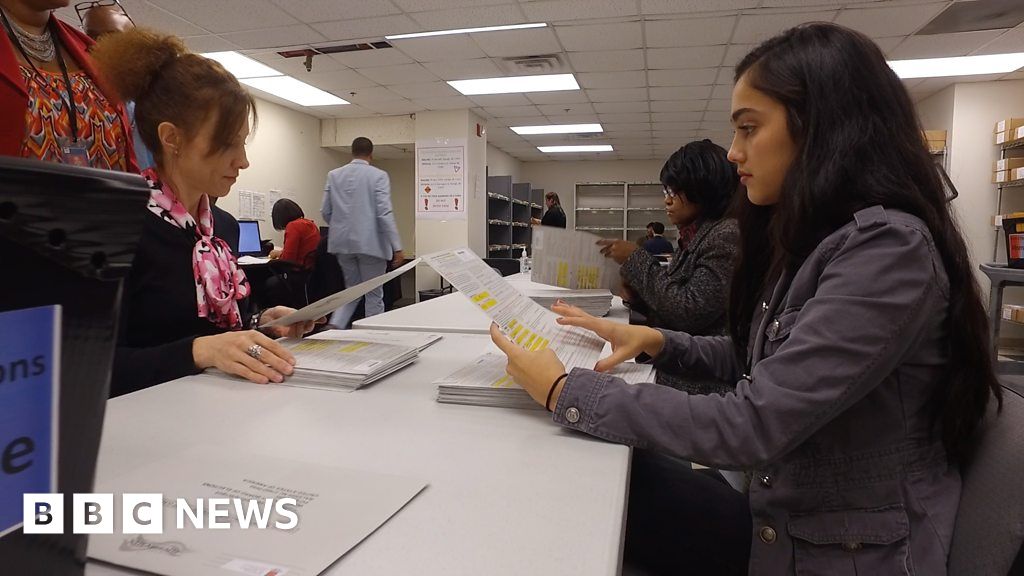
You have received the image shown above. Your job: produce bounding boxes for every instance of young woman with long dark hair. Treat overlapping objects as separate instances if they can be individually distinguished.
[489,22,1001,575]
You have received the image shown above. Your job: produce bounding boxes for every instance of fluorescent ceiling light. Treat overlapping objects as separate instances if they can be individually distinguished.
[449,73,579,96]
[386,22,546,40]
[201,51,279,79]
[538,145,613,153]
[240,76,349,106]
[512,123,602,135]
[888,52,1024,79]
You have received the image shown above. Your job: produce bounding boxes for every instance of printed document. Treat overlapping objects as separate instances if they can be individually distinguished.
[531,227,621,291]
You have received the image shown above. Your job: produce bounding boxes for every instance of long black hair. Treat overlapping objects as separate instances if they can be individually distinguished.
[660,139,739,221]
[727,22,1000,462]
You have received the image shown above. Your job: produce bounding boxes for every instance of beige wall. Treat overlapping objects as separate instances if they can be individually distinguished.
[220,97,348,246]
[374,158,416,256]
[519,159,664,229]
[486,144,522,181]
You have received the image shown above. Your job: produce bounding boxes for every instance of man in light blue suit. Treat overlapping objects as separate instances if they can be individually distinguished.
[322,137,404,328]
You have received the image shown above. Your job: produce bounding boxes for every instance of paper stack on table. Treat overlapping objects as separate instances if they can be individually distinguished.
[319,329,444,352]
[278,337,419,391]
[435,353,655,409]
[527,289,613,317]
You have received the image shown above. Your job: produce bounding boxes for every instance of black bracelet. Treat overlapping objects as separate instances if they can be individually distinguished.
[546,373,569,412]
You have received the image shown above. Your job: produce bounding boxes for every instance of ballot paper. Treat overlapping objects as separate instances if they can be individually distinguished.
[421,248,605,370]
[276,337,420,391]
[321,330,443,352]
[261,258,420,327]
[436,353,655,409]
[88,447,426,576]
[530,227,621,291]
[527,289,613,317]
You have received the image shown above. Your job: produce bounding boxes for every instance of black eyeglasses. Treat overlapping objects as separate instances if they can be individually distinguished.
[74,0,135,28]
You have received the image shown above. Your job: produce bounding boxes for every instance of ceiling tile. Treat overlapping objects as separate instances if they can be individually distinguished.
[650,100,706,112]
[321,103,375,117]
[250,51,348,75]
[359,63,439,84]
[649,85,713,101]
[834,3,948,39]
[484,105,545,117]
[392,0,509,11]
[577,71,647,89]
[567,49,645,72]
[732,10,836,44]
[525,90,592,104]
[587,88,648,102]
[647,45,727,69]
[268,0,400,23]
[536,102,595,115]
[652,111,704,122]
[181,35,241,53]
[302,69,380,92]
[220,24,326,49]
[656,121,702,131]
[976,26,1024,55]
[410,4,526,29]
[422,58,503,80]
[145,0,298,33]
[599,112,651,123]
[645,16,737,48]
[648,68,719,87]
[391,35,487,62]
[471,93,535,106]
[705,99,733,112]
[311,15,421,42]
[593,101,651,113]
[521,0,638,21]
[641,0,759,14]
[556,22,644,51]
[329,47,415,68]
[710,84,733,99]
[361,99,423,114]
[544,113,600,124]
[470,27,561,58]
[889,30,1006,60]
[871,36,906,56]
[701,120,734,130]
[341,86,407,104]
[414,95,477,110]
[388,81,461,99]
[721,44,755,67]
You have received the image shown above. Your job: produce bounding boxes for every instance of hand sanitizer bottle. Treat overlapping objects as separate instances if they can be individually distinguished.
[519,248,528,274]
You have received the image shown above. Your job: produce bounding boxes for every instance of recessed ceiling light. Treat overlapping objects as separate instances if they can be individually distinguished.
[512,123,602,135]
[240,77,349,106]
[200,51,280,79]
[449,73,579,96]
[386,22,546,40]
[888,52,1024,79]
[538,145,613,153]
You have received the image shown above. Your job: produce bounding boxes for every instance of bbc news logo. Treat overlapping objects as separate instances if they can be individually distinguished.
[22,494,298,534]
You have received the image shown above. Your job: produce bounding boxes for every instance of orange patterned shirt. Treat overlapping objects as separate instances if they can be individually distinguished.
[19,66,128,171]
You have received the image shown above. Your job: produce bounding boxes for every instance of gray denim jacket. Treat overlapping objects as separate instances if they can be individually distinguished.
[554,206,959,575]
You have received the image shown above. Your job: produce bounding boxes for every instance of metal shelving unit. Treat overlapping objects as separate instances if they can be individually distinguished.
[993,138,1024,261]
[574,182,675,242]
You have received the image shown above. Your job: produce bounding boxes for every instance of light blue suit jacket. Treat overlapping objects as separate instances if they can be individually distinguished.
[321,159,403,261]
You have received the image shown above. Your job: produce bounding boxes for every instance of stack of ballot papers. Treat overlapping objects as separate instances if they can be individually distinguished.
[528,289,613,317]
[278,337,419,391]
[436,353,656,409]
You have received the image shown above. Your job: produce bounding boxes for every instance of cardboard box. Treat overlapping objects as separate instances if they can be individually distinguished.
[997,131,1009,145]
[923,130,947,141]
[995,118,1024,134]
[1014,167,1024,181]
[995,170,1010,183]
[994,158,1024,172]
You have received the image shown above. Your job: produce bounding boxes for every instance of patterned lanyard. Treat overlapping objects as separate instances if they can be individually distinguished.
[0,10,80,143]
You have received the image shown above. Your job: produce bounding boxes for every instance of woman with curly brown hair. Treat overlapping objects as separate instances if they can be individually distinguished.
[90,28,315,395]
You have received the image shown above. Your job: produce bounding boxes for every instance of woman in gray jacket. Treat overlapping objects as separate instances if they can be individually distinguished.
[490,22,1001,576]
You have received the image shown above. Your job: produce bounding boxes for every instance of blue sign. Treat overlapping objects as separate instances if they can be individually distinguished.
[0,305,60,537]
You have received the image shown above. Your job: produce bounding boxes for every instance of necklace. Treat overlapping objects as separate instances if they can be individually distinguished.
[5,12,55,62]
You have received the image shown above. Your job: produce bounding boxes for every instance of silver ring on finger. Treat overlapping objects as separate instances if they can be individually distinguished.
[247,344,263,360]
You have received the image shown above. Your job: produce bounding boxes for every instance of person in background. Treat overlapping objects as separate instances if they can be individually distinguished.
[321,136,404,328]
[0,0,134,169]
[597,140,739,394]
[531,191,566,228]
[91,28,315,395]
[269,198,320,269]
[642,221,673,255]
[79,0,156,171]
[490,22,1002,575]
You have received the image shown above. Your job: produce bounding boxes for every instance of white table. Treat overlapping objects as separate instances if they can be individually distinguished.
[86,332,629,576]
[354,273,629,334]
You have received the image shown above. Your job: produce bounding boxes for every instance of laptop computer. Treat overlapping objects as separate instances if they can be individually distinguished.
[237,219,263,257]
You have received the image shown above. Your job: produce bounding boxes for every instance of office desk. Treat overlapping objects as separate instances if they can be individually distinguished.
[86,331,629,576]
[353,273,629,334]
